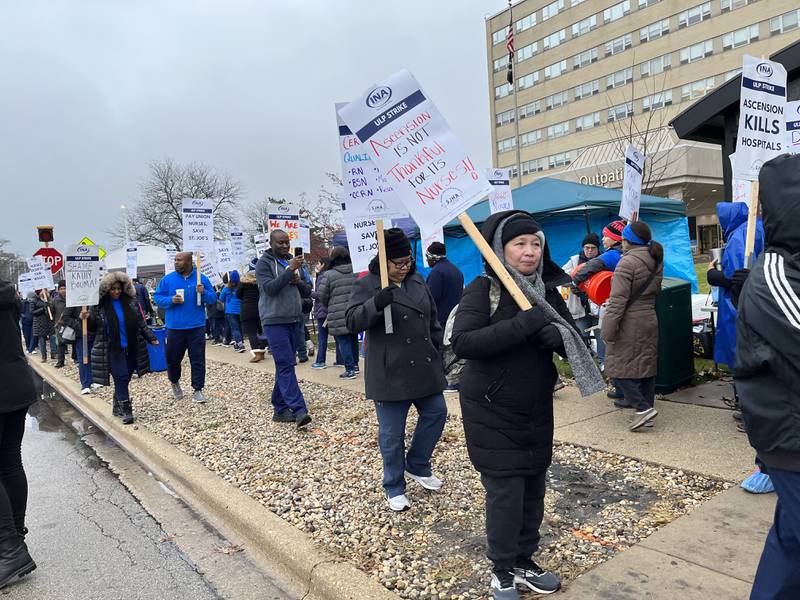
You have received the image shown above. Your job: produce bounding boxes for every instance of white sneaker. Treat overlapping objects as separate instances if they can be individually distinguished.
[90,383,103,389]
[80,388,91,395]
[405,471,443,491]
[386,494,411,512]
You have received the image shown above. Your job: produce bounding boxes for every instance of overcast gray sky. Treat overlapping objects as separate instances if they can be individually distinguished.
[2,0,505,258]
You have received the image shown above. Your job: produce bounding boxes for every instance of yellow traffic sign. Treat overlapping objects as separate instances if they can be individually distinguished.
[78,236,106,260]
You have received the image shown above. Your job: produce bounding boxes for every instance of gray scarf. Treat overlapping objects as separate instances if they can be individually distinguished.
[492,217,605,398]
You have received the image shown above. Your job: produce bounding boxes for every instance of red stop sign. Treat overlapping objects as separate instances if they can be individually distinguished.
[34,247,64,274]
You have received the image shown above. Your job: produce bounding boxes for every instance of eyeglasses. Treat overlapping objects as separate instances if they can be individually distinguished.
[389,258,413,270]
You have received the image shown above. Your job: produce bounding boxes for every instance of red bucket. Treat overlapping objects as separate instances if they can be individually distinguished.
[571,265,613,305]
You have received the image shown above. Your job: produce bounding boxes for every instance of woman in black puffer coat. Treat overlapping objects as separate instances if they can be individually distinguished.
[90,272,157,424]
[237,268,267,362]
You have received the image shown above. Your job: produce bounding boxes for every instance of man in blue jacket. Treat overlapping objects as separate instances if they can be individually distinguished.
[154,251,217,403]
[425,242,464,330]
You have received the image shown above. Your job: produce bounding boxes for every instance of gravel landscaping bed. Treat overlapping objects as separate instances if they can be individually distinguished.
[55,355,730,599]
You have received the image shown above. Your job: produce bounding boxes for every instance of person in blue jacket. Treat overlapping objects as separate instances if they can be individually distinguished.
[220,271,244,353]
[153,251,217,404]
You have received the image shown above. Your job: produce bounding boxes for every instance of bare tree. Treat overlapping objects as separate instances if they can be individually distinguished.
[109,158,243,248]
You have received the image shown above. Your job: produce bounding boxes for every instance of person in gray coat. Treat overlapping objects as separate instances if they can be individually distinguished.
[346,228,447,512]
[319,247,358,379]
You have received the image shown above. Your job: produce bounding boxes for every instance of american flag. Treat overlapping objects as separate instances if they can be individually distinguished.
[506,4,515,86]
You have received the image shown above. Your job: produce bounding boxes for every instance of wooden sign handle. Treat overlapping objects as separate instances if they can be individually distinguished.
[744,180,759,269]
[457,213,533,311]
[196,253,202,306]
[375,219,394,334]
[81,305,89,365]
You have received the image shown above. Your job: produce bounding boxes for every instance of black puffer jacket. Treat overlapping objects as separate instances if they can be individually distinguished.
[319,259,356,336]
[236,273,261,322]
[0,280,36,413]
[736,154,800,472]
[451,210,574,477]
[90,273,155,386]
[31,294,54,337]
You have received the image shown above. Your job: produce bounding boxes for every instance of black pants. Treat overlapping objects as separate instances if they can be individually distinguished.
[109,347,137,403]
[481,470,547,571]
[241,318,267,350]
[615,376,655,412]
[0,408,28,544]
[56,341,67,365]
[166,327,206,391]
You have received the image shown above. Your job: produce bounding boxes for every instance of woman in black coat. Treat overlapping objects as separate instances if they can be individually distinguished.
[0,280,37,584]
[30,291,54,362]
[451,211,603,599]
[90,272,157,424]
[346,228,447,513]
[236,268,267,362]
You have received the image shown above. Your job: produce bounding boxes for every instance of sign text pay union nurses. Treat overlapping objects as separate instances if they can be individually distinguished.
[337,69,492,234]
[182,198,214,304]
[734,55,787,181]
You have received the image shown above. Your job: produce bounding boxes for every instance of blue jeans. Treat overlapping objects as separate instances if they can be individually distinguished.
[211,316,225,343]
[21,321,33,353]
[166,327,206,390]
[335,334,359,371]
[264,324,308,415]
[751,467,800,599]
[226,314,242,345]
[316,319,328,365]
[108,347,137,402]
[614,377,655,412]
[373,394,448,497]
[75,335,94,389]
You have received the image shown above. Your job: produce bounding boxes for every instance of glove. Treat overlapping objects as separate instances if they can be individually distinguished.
[514,307,546,336]
[533,324,563,350]
[374,286,395,311]
[730,268,750,309]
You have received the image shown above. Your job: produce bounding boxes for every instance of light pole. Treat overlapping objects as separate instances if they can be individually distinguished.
[121,204,130,244]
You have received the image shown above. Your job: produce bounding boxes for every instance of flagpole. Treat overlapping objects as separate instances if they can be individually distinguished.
[506,0,521,187]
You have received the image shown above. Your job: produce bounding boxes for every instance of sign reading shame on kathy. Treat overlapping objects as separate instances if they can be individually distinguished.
[182,198,215,251]
[65,244,100,307]
[267,204,301,244]
[620,145,645,222]
[734,55,787,181]
[337,69,492,233]
[486,168,513,214]
[787,100,800,155]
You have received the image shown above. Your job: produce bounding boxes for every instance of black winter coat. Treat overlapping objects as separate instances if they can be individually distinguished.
[319,260,356,336]
[90,296,155,386]
[31,295,54,337]
[346,260,446,402]
[62,306,97,339]
[236,274,261,322]
[0,280,36,413]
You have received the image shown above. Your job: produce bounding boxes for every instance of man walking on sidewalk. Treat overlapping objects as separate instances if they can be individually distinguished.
[154,252,217,404]
[735,155,800,599]
[256,229,313,429]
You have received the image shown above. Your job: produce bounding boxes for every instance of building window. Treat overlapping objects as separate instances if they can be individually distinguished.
[518,100,541,119]
[544,60,568,80]
[547,121,570,139]
[606,67,633,90]
[520,130,543,147]
[721,0,753,12]
[679,40,713,64]
[681,77,716,100]
[639,0,660,7]
[572,15,597,37]
[640,53,671,77]
[495,108,515,127]
[493,55,509,73]
[574,48,598,69]
[517,71,540,90]
[497,137,516,153]
[546,90,570,110]
[574,80,600,100]
[517,42,539,62]
[548,151,572,169]
[521,159,543,175]
[495,82,512,99]
[642,90,673,112]
[723,24,759,50]
[543,29,566,50]
[492,28,507,46]
[605,34,632,56]
[608,102,634,122]
[604,1,631,24]
[542,0,565,21]
[678,3,711,28]
[571,0,586,5]
[640,18,670,43]
[508,165,519,179]
[516,13,537,32]
[575,112,601,131]
[770,9,800,35]
[725,68,742,81]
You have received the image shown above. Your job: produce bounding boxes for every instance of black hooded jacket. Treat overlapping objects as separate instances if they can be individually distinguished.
[451,210,574,477]
[735,154,800,471]
[0,280,36,413]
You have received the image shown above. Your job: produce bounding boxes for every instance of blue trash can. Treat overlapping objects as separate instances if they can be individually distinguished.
[147,327,168,372]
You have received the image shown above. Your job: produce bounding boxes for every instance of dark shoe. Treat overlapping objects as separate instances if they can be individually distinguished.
[297,356,309,364]
[0,540,36,589]
[121,401,134,425]
[607,387,624,399]
[490,570,519,600]
[112,398,122,417]
[513,560,560,594]
[272,409,295,423]
[737,421,746,433]
[295,411,312,429]
[553,378,566,392]
[614,397,636,409]
[54,362,64,369]
[339,370,357,380]
[732,410,743,421]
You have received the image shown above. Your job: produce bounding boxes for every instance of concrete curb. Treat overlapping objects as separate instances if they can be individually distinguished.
[30,360,399,600]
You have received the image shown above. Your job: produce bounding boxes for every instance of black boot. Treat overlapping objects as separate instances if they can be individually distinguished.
[121,401,134,425]
[112,397,122,417]
[0,536,36,589]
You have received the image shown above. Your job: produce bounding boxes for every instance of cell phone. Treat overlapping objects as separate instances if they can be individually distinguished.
[294,248,303,258]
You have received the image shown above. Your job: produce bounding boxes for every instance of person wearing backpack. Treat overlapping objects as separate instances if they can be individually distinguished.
[601,221,664,431]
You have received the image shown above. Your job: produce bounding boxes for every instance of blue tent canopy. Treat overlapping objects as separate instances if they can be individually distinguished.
[408,177,698,292]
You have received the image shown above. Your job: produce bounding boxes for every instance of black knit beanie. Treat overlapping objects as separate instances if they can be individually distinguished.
[581,233,600,249]
[384,228,412,260]
[427,242,446,257]
[500,214,541,246]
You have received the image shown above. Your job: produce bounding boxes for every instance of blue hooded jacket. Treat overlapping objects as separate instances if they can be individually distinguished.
[714,202,764,368]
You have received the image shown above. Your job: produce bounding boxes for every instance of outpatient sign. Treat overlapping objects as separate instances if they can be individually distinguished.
[486,168,512,214]
[734,55,787,181]
[65,244,100,307]
[338,69,492,233]
[182,198,214,251]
